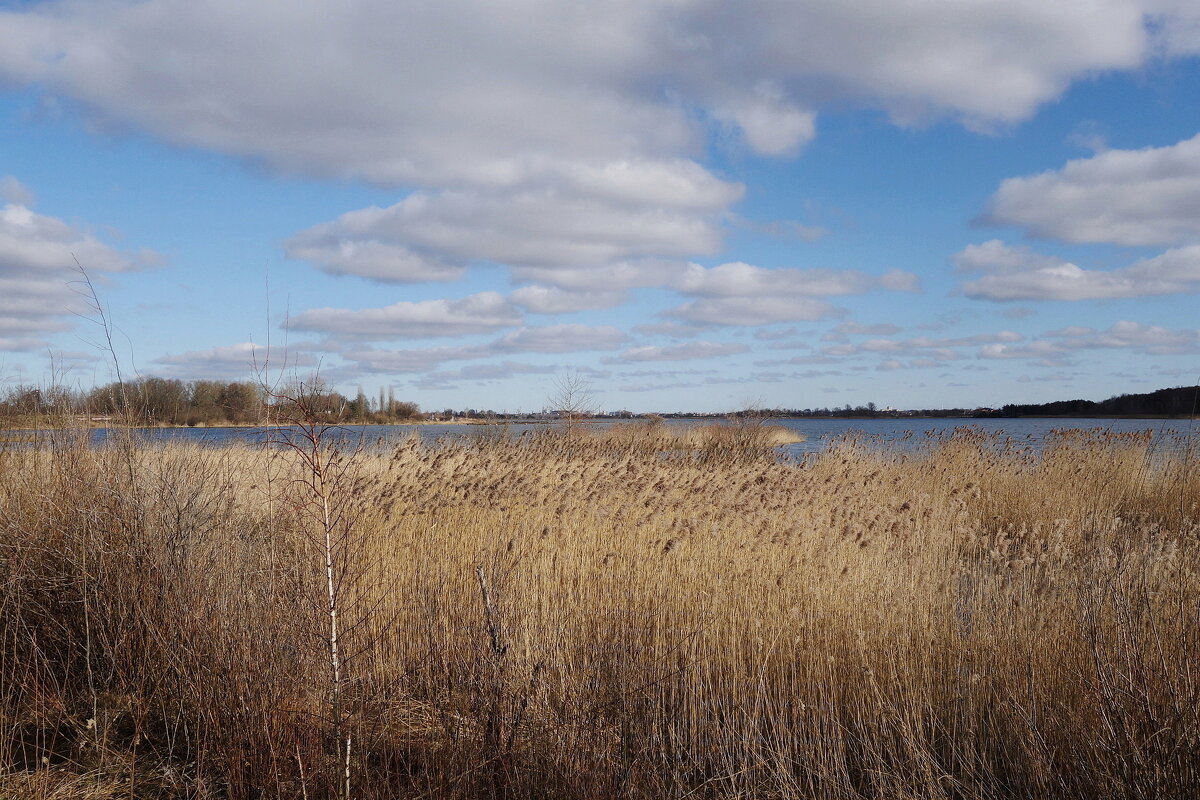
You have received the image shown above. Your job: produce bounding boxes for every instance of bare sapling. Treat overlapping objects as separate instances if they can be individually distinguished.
[546,372,595,439]
[271,380,360,800]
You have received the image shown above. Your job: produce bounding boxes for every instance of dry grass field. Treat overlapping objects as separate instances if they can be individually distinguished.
[1,422,1198,799]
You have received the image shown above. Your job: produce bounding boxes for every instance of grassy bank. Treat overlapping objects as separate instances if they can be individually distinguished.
[1,426,1198,799]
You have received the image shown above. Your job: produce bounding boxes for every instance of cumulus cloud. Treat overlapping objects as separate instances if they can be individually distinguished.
[510,260,688,292]
[0,1,1161,187]
[666,296,841,326]
[618,380,703,393]
[0,0,1179,302]
[0,335,45,353]
[509,286,627,314]
[657,262,916,326]
[851,331,1021,354]
[285,179,736,284]
[0,198,157,349]
[671,262,918,298]
[811,330,1024,363]
[416,361,560,389]
[978,321,1200,359]
[608,341,749,362]
[753,326,799,341]
[985,133,1200,246]
[977,341,1072,360]
[1042,320,1200,354]
[154,342,317,379]
[1152,0,1200,55]
[711,83,817,156]
[831,321,902,336]
[631,320,709,339]
[284,238,464,284]
[491,324,628,353]
[956,240,1200,301]
[338,324,627,375]
[287,292,522,339]
[339,345,488,375]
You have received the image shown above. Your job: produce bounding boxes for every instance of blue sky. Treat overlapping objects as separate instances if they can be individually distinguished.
[3,1,1200,413]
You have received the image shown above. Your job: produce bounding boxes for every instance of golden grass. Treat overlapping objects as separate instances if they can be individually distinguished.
[1,426,1198,799]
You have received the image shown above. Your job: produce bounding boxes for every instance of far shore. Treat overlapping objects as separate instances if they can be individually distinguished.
[3,413,1198,435]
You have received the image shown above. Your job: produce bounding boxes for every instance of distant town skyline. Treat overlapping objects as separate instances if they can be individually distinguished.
[3,1,1200,413]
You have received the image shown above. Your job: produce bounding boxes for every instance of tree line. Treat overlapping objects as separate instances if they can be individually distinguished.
[985,385,1200,418]
[0,377,421,426]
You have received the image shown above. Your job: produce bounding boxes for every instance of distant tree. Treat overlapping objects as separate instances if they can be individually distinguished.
[353,386,368,421]
[547,372,595,435]
[392,401,420,420]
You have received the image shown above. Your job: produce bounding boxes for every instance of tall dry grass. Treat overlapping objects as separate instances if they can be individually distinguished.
[1,425,1198,799]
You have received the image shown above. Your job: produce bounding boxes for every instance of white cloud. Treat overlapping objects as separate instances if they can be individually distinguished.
[492,324,628,353]
[712,83,817,156]
[0,0,1179,302]
[284,238,464,284]
[1045,320,1200,354]
[0,198,156,348]
[985,133,1200,246]
[832,321,902,336]
[338,344,491,374]
[631,320,710,339]
[0,202,149,276]
[288,292,522,339]
[956,240,1200,301]
[955,240,1064,275]
[851,331,1021,354]
[153,342,317,379]
[658,262,916,327]
[609,341,749,362]
[809,330,1025,363]
[1043,326,1095,338]
[754,326,800,340]
[416,361,560,389]
[622,368,717,378]
[978,321,1200,359]
[0,336,45,352]
[618,380,703,393]
[665,296,840,326]
[0,0,1161,188]
[285,184,732,283]
[509,285,627,314]
[337,324,627,375]
[511,260,688,292]
[676,1,1151,130]
[1151,1,1200,55]
[977,341,1072,360]
[671,261,918,298]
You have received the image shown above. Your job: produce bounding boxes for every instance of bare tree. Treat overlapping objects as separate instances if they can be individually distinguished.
[546,372,595,435]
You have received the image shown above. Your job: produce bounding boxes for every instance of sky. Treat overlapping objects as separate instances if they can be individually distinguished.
[3,1,1200,414]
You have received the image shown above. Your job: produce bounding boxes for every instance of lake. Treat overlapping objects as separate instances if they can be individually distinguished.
[52,416,1198,459]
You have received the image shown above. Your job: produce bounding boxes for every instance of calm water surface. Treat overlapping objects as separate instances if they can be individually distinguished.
[63,416,1199,459]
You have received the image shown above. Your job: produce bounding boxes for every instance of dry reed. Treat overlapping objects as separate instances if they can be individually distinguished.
[1,425,1197,799]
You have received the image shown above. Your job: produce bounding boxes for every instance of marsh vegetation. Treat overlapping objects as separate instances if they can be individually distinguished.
[1,423,1198,799]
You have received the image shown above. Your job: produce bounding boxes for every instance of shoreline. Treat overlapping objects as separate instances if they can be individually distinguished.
[3,414,1197,437]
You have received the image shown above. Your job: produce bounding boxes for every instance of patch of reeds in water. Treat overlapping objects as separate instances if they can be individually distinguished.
[1,426,1198,798]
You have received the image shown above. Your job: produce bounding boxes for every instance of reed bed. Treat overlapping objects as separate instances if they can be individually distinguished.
[1,426,1197,799]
